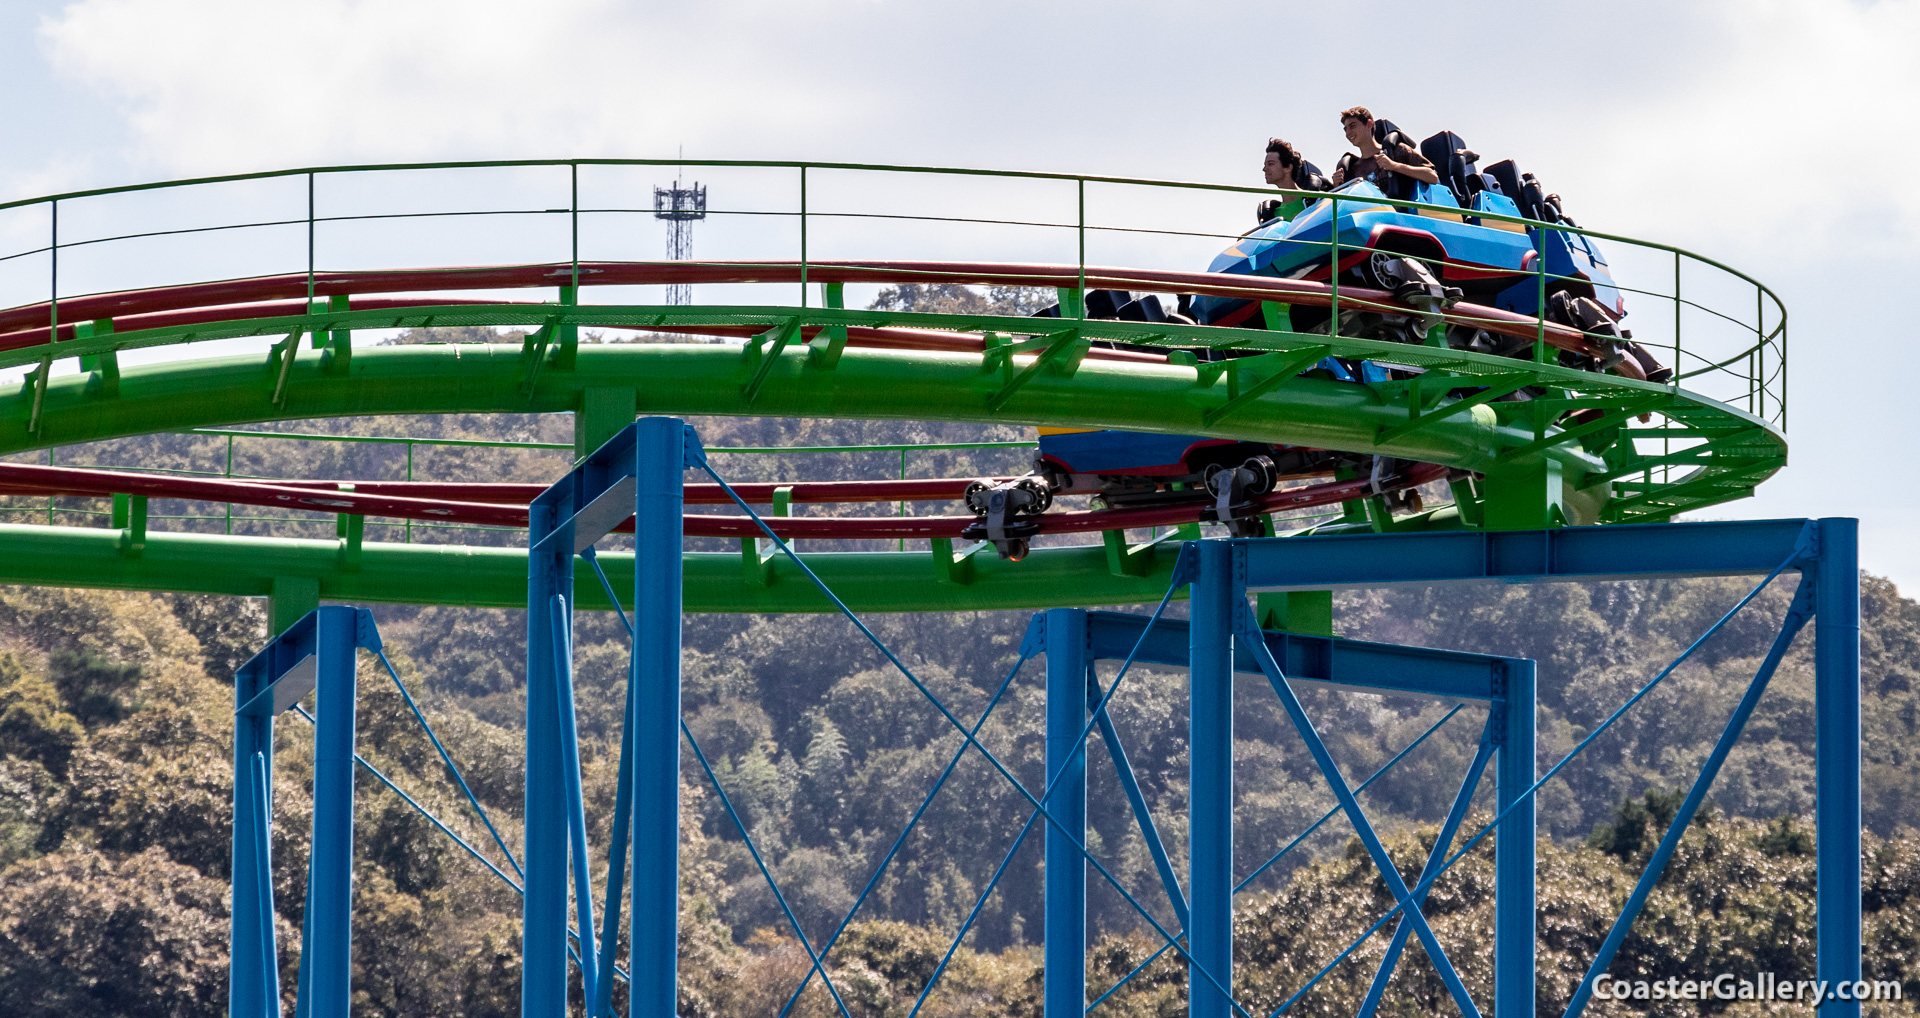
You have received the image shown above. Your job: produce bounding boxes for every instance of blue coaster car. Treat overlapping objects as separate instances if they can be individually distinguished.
[1195,176,1620,336]
[1189,143,1650,376]
[964,142,1661,558]
[959,427,1392,558]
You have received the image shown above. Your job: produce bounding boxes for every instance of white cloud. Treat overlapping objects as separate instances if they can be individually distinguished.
[24,0,1920,587]
[1566,0,1920,254]
[38,0,862,172]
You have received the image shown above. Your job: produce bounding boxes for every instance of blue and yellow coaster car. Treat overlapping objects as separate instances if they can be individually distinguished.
[1190,176,1623,333]
[1032,427,1346,507]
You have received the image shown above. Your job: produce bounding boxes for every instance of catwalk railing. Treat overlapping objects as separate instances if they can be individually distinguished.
[0,157,1785,533]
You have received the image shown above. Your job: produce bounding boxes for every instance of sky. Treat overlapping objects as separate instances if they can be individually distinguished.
[2,0,1918,584]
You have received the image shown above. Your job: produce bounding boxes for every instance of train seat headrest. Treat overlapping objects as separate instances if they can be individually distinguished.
[1480,159,1536,217]
[1419,130,1480,205]
[1084,289,1132,319]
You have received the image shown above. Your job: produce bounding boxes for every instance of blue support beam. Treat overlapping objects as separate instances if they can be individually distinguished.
[1814,518,1861,1018]
[231,686,278,1018]
[1187,541,1235,1018]
[307,609,360,1018]
[1044,608,1088,1018]
[524,501,572,1018]
[527,417,696,1018]
[231,605,378,1018]
[1234,519,1814,591]
[1085,611,1506,701]
[633,417,691,1017]
[1495,658,1537,1018]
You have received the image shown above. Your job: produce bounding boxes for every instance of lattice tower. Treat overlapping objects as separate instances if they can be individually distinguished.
[653,180,707,305]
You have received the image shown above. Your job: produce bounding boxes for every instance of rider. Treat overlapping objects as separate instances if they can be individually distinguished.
[1258,137,1330,222]
[1322,107,1457,323]
[1328,107,1438,198]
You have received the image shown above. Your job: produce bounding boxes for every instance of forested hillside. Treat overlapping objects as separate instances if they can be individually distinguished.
[0,307,1914,1016]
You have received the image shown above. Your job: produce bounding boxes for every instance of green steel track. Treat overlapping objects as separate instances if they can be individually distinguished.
[0,159,1788,613]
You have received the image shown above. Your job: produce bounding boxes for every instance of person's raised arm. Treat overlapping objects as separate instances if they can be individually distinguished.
[1374,151,1439,185]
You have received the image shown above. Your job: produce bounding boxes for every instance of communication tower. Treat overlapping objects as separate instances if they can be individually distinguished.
[653,179,707,305]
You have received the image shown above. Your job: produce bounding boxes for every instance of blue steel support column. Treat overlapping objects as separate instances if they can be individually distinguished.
[524,504,572,1018]
[632,417,687,1017]
[1814,518,1861,1017]
[308,606,359,1018]
[231,649,279,1018]
[1044,608,1089,1018]
[1495,658,1537,1018]
[1188,540,1235,1018]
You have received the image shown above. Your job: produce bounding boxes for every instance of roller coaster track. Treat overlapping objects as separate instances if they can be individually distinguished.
[0,161,1786,613]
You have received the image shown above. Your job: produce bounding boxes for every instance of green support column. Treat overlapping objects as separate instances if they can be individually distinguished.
[574,387,638,461]
[269,575,319,635]
[1480,457,1564,530]
[1255,590,1333,636]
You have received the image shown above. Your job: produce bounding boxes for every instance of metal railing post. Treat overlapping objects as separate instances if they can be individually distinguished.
[49,198,58,341]
[799,166,808,308]
[1672,251,1682,367]
[1328,194,1340,329]
[1534,224,1548,363]
[570,163,580,294]
[307,173,316,306]
[1077,178,1086,310]
[1756,288,1766,420]
[226,435,235,535]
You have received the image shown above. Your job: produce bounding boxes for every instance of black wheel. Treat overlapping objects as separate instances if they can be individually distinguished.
[1359,250,1400,290]
[1012,477,1052,515]
[1202,462,1228,497]
[1240,455,1277,495]
[963,479,993,514]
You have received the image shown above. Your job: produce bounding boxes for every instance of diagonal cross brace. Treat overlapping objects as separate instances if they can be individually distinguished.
[584,547,865,1018]
[692,467,1251,1013]
[683,720,858,1018]
[580,549,642,1017]
[1374,373,1534,445]
[1237,615,1486,1018]
[1589,427,1768,485]
[1498,395,1670,461]
[1357,719,1497,1018]
[1087,665,1190,931]
[548,595,601,1012]
[988,329,1082,411]
[1234,705,1464,895]
[742,317,802,401]
[1560,575,1816,1018]
[774,639,1041,1018]
[909,793,1047,1018]
[1201,345,1332,428]
[1257,536,1810,1018]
